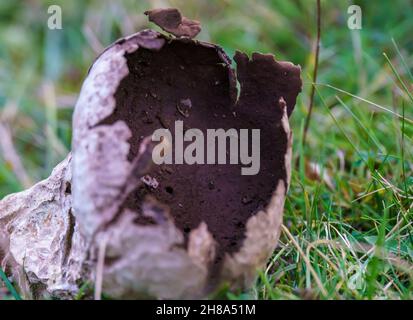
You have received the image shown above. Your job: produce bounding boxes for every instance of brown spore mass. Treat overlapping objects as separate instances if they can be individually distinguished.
[99,36,301,273]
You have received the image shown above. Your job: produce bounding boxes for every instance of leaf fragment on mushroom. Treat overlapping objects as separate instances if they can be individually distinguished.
[145,8,201,39]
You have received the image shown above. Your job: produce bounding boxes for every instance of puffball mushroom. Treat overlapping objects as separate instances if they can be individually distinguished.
[0,8,302,299]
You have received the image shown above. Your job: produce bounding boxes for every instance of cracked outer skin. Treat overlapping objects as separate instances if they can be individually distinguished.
[0,29,301,299]
[0,154,87,299]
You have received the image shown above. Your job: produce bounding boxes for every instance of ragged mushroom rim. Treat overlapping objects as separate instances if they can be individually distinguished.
[73,28,300,270]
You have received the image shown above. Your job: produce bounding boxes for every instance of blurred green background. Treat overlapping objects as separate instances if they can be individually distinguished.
[0,0,412,299]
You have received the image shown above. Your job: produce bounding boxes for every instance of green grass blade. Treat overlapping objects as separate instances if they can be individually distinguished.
[0,267,22,300]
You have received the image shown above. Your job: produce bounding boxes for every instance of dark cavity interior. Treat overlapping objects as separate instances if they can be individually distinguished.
[99,39,293,266]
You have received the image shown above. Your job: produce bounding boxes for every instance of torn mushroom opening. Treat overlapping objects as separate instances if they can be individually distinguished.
[98,35,301,278]
[0,9,302,299]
